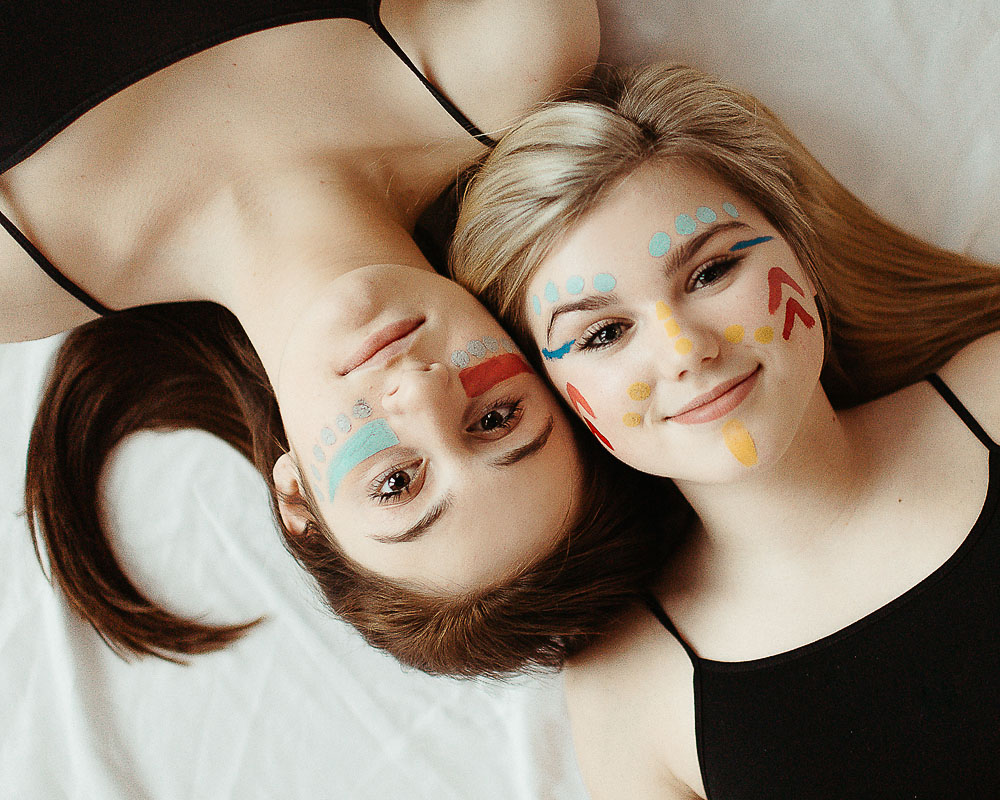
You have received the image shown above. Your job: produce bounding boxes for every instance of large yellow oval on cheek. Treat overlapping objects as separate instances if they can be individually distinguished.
[722,419,758,467]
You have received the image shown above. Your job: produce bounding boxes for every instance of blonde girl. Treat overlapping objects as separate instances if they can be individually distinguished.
[450,63,1000,798]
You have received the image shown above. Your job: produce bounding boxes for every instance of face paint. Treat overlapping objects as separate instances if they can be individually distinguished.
[451,350,471,368]
[675,214,696,236]
[674,338,693,355]
[544,281,559,302]
[352,400,372,419]
[459,353,532,397]
[722,418,758,467]
[336,414,352,433]
[725,324,744,343]
[566,382,614,451]
[622,413,642,427]
[593,273,617,293]
[730,235,773,252]
[767,267,806,314]
[696,206,717,224]
[566,275,585,294]
[326,418,400,501]
[766,266,816,340]
[628,382,651,401]
[754,326,774,344]
[649,231,671,258]
[321,427,337,445]
[483,336,499,352]
[541,340,573,361]
[782,297,816,340]
[722,202,739,218]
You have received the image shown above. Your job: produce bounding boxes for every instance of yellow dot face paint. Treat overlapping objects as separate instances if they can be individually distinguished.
[675,337,693,355]
[722,419,758,466]
[664,318,681,337]
[754,326,774,344]
[622,412,643,427]
[656,301,672,319]
[724,324,744,343]
[628,382,651,401]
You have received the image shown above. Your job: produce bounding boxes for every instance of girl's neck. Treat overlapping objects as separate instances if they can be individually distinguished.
[674,386,873,562]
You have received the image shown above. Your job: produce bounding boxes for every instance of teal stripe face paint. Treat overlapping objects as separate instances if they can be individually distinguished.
[730,235,774,251]
[542,339,574,361]
[326,418,400,501]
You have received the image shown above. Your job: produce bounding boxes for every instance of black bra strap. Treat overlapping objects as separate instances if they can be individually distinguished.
[641,590,700,663]
[0,205,112,315]
[927,373,998,450]
[369,0,497,147]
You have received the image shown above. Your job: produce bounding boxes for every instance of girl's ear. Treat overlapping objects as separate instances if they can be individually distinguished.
[272,453,314,536]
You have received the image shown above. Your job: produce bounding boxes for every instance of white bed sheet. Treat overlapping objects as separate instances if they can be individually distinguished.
[2,2,997,798]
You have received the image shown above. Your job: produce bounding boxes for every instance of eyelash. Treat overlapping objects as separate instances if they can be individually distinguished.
[366,397,525,504]
[687,254,743,291]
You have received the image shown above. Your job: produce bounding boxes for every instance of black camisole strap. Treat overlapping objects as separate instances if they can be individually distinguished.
[927,373,998,450]
[641,590,700,663]
[369,0,497,147]
[0,205,112,315]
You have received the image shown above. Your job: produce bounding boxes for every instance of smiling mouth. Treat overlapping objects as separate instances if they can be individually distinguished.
[339,317,425,376]
[668,366,760,425]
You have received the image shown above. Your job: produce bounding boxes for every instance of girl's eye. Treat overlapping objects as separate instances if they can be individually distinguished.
[468,398,524,438]
[369,461,424,505]
[689,255,742,291]
[578,320,630,351]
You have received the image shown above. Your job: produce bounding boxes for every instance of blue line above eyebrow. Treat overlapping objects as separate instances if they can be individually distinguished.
[541,340,574,360]
[729,236,774,251]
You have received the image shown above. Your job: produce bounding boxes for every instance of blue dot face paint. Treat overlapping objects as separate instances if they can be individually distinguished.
[326,418,400,501]
[544,281,559,302]
[566,275,585,294]
[723,202,739,218]
[321,427,336,445]
[593,273,616,292]
[336,414,351,433]
[675,214,696,235]
[541,339,574,361]
[696,206,717,224]
[730,235,774,252]
[531,295,542,315]
[648,231,671,257]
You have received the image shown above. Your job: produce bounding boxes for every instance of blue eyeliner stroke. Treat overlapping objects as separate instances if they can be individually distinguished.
[541,340,574,361]
[729,235,774,251]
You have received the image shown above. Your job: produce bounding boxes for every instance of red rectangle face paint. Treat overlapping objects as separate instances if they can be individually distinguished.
[459,353,532,397]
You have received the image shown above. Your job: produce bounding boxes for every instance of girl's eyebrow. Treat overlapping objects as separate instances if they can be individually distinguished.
[546,293,618,342]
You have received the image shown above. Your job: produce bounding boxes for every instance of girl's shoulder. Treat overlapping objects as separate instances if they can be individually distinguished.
[935,330,1000,444]
[564,600,704,799]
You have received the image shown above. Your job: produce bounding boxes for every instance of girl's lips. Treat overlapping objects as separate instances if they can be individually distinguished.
[668,366,760,425]
[339,317,425,375]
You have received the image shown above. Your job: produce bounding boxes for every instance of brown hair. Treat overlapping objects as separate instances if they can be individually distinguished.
[450,63,1000,406]
[26,301,683,675]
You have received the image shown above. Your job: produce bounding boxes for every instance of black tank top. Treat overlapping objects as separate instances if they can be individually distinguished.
[645,373,1000,799]
[0,0,494,314]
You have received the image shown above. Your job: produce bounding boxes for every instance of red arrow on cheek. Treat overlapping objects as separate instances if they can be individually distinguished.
[768,267,806,313]
[566,382,614,451]
[782,297,816,340]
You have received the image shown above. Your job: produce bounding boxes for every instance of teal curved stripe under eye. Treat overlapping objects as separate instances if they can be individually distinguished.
[327,418,399,501]
[729,235,774,251]
[541,340,574,360]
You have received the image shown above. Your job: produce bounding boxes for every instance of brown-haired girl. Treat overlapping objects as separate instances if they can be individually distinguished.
[450,63,1000,797]
[2,1,662,675]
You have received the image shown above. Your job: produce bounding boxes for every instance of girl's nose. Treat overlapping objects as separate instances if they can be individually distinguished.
[379,361,454,417]
[650,310,721,382]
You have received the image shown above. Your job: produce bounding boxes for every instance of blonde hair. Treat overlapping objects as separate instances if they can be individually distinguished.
[451,63,1000,405]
